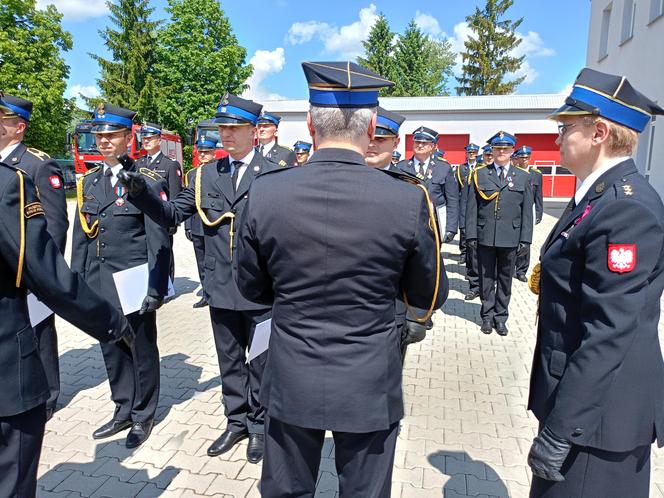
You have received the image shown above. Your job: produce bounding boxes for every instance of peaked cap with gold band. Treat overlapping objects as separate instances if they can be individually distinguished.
[0,92,33,121]
[91,103,136,134]
[550,67,664,132]
[302,61,393,108]
[215,93,262,126]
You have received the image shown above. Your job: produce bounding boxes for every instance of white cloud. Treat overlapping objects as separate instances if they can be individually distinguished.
[242,48,287,101]
[66,84,100,109]
[442,20,554,87]
[36,0,108,20]
[414,11,441,37]
[514,31,556,58]
[286,4,379,59]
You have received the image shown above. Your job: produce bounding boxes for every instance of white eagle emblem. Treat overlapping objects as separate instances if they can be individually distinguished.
[608,244,636,273]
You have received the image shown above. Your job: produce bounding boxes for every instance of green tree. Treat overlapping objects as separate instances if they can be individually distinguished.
[357,13,396,96]
[0,0,73,155]
[390,20,455,97]
[155,0,252,140]
[90,0,161,120]
[456,0,525,95]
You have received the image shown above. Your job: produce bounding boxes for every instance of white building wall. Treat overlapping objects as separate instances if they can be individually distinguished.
[266,97,560,158]
[587,0,664,195]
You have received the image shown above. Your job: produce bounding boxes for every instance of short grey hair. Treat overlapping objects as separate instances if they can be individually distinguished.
[309,105,376,141]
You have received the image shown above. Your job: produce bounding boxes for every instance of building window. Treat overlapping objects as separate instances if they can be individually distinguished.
[599,3,613,60]
[621,0,636,44]
[650,0,664,23]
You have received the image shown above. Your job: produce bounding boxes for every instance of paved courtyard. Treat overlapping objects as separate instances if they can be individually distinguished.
[36,202,664,498]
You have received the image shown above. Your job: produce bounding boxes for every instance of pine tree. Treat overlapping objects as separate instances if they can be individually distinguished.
[155,0,251,140]
[0,0,73,155]
[357,13,396,96]
[392,20,429,96]
[89,0,161,120]
[456,0,525,95]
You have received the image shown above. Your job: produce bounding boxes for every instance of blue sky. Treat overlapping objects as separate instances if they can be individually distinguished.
[40,0,591,107]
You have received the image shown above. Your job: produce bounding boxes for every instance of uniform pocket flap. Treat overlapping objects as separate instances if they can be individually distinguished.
[17,326,38,358]
[81,201,100,215]
[549,350,567,378]
[513,218,522,228]
[204,255,216,270]
[478,218,487,226]
[199,197,221,210]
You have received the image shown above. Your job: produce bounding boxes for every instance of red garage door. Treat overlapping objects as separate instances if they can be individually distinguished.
[405,134,470,166]
[516,133,576,198]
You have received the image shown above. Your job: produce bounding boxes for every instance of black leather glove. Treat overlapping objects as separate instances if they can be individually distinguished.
[185,229,193,242]
[117,171,147,197]
[467,238,477,249]
[139,296,163,315]
[528,426,572,482]
[442,231,455,244]
[109,315,135,349]
[517,242,530,258]
[536,217,542,225]
[401,320,427,347]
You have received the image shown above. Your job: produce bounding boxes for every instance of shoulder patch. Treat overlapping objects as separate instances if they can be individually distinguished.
[84,166,101,177]
[25,201,45,218]
[139,167,164,182]
[27,147,51,161]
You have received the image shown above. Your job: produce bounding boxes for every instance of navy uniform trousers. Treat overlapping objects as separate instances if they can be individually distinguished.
[262,416,399,498]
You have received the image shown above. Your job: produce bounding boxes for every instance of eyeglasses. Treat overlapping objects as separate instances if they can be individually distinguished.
[557,123,577,137]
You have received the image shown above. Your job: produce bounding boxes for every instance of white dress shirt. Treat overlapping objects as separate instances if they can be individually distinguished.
[0,142,20,162]
[228,149,256,189]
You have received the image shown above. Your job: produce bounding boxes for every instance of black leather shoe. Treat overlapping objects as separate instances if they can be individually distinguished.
[207,430,248,457]
[480,320,493,334]
[93,419,132,439]
[192,297,208,308]
[464,291,479,301]
[495,323,509,336]
[126,420,154,448]
[515,274,528,282]
[246,434,264,463]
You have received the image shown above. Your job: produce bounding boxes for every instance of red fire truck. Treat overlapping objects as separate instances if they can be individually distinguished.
[70,120,183,175]
[191,119,228,167]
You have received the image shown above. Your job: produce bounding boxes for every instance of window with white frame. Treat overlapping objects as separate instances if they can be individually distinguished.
[621,0,636,43]
[599,3,613,60]
[650,0,664,23]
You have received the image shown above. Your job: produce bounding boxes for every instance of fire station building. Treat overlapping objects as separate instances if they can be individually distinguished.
[263,94,574,199]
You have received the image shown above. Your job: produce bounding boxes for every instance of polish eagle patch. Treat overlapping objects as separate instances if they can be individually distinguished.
[608,244,636,273]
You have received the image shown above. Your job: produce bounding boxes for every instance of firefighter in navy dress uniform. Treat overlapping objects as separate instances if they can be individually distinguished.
[365,106,432,363]
[397,126,458,243]
[135,123,183,281]
[466,131,533,336]
[0,155,132,497]
[293,140,312,166]
[234,61,447,498]
[0,93,68,420]
[512,145,543,281]
[185,132,218,308]
[70,104,171,449]
[256,112,296,167]
[119,94,277,464]
[526,68,664,498]
[456,143,479,264]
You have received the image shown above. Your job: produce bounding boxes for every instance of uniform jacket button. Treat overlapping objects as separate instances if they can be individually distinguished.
[101,213,106,217]
[572,428,584,437]
[101,257,106,263]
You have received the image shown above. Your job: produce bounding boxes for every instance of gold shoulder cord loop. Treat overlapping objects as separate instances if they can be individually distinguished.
[473,168,501,214]
[456,165,464,187]
[403,183,442,324]
[76,175,99,239]
[15,170,26,288]
[195,165,236,259]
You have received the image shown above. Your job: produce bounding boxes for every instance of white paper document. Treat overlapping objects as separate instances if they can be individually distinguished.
[27,293,54,327]
[113,264,176,316]
[113,264,150,315]
[246,318,272,363]
[436,205,447,234]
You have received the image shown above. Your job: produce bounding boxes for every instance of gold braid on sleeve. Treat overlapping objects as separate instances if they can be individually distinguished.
[15,170,26,288]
